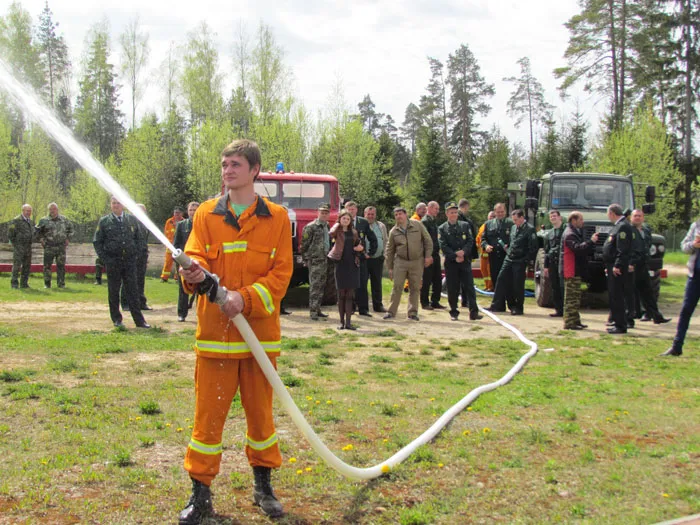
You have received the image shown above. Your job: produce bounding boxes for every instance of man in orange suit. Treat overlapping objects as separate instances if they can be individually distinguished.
[160,206,184,282]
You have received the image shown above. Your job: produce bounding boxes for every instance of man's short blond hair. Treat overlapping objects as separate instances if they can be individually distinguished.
[221,139,261,172]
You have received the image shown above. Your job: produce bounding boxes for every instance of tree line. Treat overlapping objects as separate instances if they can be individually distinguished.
[0,0,697,232]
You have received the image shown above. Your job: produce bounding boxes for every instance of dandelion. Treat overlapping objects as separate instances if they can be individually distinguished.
[308,411,312,415]
[393,404,399,408]
[41,459,48,465]
[381,465,390,473]
[326,400,333,405]
[188,425,193,429]
[462,430,471,436]
[177,427,183,432]
[289,457,297,463]
[305,467,312,472]
[467,407,473,411]
[348,409,353,413]
[342,444,353,451]
[166,423,172,427]
[135,416,141,421]
[662,493,670,498]
[482,427,491,435]
[306,396,313,401]
[429,398,435,402]
[370,402,375,406]
[185,418,191,422]
[92,371,98,375]
[315,400,321,405]
[438,463,444,468]
[296,469,303,475]
[382,438,389,443]
[623,411,629,415]
[606,417,612,422]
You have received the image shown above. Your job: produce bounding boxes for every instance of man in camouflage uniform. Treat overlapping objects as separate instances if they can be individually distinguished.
[487,209,538,315]
[543,209,565,317]
[603,204,634,334]
[93,196,150,329]
[439,202,482,321]
[8,204,35,289]
[35,202,74,289]
[481,203,514,294]
[301,204,331,320]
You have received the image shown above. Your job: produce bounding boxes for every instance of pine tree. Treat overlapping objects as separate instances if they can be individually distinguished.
[36,1,70,109]
[400,102,422,155]
[419,58,448,149]
[407,126,454,206]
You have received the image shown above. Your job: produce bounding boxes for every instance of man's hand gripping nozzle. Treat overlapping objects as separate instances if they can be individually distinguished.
[172,249,229,308]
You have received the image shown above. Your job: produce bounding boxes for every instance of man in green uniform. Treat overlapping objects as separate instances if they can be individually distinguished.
[543,209,565,317]
[121,203,152,311]
[301,204,331,320]
[603,204,633,334]
[93,196,150,329]
[457,199,478,307]
[8,204,35,289]
[488,209,538,315]
[439,202,482,321]
[173,201,200,321]
[481,203,514,295]
[35,202,73,289]
[421,201,445,310]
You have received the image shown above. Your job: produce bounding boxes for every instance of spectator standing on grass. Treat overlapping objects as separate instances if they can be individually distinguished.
[543,209,565,317]
[661,217,700,357]
[602,204,633,334]
[560,211,598,330]
[344,201,377,317]
[329,209,363,330]
[93,196,150,330]
[160,206,184,282]
[364,206,388,313]
[301,204,331,321]
[481,203,513,294]
[173,201,200,322]
[35,202,73,289]
[420,201,445,311]
[121,203,152,312]
[458,199,478,306]
[8,204,34,289]
[384,206,433,322]
[475,211,496,292]
[439,202,482,322]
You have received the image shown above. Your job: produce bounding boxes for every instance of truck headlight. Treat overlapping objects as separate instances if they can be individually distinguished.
[658,244,665,253]
[649,245,657,256]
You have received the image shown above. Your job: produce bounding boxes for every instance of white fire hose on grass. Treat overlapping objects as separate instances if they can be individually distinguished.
[174,249,540,481]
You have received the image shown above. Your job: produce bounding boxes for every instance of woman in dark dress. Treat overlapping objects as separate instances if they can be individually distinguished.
[329,210,363,329]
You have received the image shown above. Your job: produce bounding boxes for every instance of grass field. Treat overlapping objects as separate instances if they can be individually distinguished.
[0,273,698,524]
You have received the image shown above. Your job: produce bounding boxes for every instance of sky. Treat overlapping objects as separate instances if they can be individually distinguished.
[12,0,605,152]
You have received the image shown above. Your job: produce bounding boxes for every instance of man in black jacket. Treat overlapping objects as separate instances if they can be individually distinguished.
[481,203,513,292]
[345,201,378,317]
[602,204,633,334]
[543,210,565,317]
[93,196,150,329]
[458,199,478,307]
[420,201,445,310]
[174,201,200,321]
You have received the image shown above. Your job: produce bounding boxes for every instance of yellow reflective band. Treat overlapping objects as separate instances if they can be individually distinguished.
[246,433,278,451]
[270,248,276,259]
[223,241,247,253]
[205,244,210,252]
[188,438,223,456]
[195,340,281,354]
[252,283,275,314]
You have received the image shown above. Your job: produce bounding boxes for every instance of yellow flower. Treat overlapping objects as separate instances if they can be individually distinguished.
[92,371,98,375]
[296,469,303,475]
[185,418,191,422]
[342,444,354,451]
[188,425,193,429]
[41,459,48,465]
[606,417,612,422]
[326,400,333,405]
[662,493,670,498]
[381,465,390,473]
[306,396,313,401]
[176,427,183,432]
[135,416,141,421]
[623,411,629,415]
[467,407,473,411]
[438,463,444,468]
[308,410,312,415]
[305,467,312,472]
[393,404,399,408]
[315,400,321,405]
[382,438,389,443]
[463,430,471,436]
[429,398,435,402]
[482,427,491,434]
[289,457,297,463]
[370,401,375,406]
[166,423,171,427]
[347,409,353,413]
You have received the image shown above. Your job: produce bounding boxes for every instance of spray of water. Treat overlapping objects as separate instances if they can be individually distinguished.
[0,58,175,253]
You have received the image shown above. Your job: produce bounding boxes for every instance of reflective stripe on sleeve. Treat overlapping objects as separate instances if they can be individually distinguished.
[188,438,223,456]
[252,283,275,314]
[270,248,276,259]
[194,340,281,354]
[246,433,278,451]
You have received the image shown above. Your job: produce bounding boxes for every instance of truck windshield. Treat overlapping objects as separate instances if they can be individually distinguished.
[280,182,331,209]
[551,178,633,210]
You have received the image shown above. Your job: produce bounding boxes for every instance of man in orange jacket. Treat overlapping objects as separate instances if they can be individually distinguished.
[160,207,184,282]
[178,139,293,523]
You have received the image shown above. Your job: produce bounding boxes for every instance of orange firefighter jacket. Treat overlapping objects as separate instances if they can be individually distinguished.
[183,194,293,360]
[164,216,178,242]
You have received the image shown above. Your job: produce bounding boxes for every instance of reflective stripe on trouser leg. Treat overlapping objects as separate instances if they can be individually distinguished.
[240,356,281,468]
[161,249,174,279]
[563,277,582,328]
[184,357,240,485]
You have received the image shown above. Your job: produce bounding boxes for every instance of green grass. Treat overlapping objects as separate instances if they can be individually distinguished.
[0,275,698,523]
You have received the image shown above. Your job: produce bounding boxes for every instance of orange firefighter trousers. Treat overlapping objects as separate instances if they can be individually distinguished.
[184,355,281,486]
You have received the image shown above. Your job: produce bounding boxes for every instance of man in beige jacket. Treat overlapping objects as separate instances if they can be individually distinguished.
[384,206,433,321]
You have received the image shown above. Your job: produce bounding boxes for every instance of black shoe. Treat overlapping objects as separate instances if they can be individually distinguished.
[280,307,292,315]
[94,281,102,285]
[461,302,469,308]
[566,325,584,330]
[659,347,682,357]
[337,324,345,330]
[374,306,387,313]
[432,304,447,310]
[253,466,284,518]
[627,321,635,329]
[122,305,130,311]
[178,316,186,322]
[549,312,563,318]
[654,317,672,324]
[136,323,151,329]
[142,305,153,311]
[179,478,214,525]
[640,314,652,322]
[345,323,357,330]
[58,284,65,289]
[422,304,434,310]
[317,312,329,318]
[358,311,372,317]
[383,313,394,320]
[470,313,483,320]
[510,310,523,316]
[576,323,588,329]
[408,315,420,321]
[20,284,30,289]
[113,322,125,329]
[607,327,627,334]
[606,321,615,327]
[484,306,505,313]
[11,284,18,289]
[450,314,459,321]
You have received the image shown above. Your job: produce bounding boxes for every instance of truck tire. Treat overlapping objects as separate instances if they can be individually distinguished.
[534,248,552,307]
[651,269,661,304]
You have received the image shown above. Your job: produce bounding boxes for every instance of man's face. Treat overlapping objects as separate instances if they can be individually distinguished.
[574,216,585,229]
[416,205,427,218]
[22,206,32,219]
[111,198,123,215]
[549,212,562,227]
[221,154,259,192]
[607,210,616,224]
[48,204,58,218]
[494,206,506,219]
[318,210,330,223]
[446,208,459,223]
[459,205,469,215]
[428,203,439,217]
[187,203,199,217]
[364,208,376,223]
[173,210,184,222]
[345,204,358,218]
[631,210,644,226]
[512,214,525,227]
[394,210,407,224]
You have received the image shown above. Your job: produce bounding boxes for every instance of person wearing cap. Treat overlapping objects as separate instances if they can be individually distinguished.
[420,201,445,310]
[439,202,482,321]
[160,206,185,282]
[457,199,478,306]
[384,206,433,321]
[301,204,331,320]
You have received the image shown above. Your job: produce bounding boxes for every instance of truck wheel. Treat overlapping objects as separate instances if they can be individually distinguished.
[534,248,552,307]
[651,269,661,304]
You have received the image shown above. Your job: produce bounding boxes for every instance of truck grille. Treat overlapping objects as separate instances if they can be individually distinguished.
[584,225,607,245]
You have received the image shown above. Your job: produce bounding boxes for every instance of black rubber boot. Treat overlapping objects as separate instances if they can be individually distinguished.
[253,466,284,518]
[179,478,214,524]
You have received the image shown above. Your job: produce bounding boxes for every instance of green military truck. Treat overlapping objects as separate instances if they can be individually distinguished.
[506,172,666,307]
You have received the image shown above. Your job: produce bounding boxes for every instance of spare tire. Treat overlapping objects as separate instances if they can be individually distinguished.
[534,248,552,307]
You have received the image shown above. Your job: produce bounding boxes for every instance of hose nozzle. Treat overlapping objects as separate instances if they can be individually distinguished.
[171,248,227,306]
